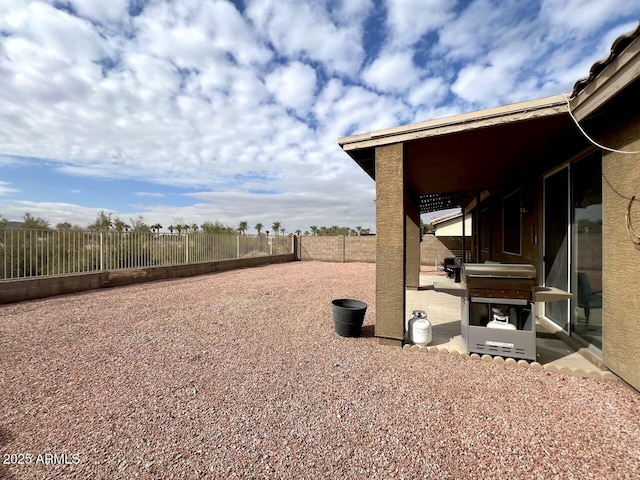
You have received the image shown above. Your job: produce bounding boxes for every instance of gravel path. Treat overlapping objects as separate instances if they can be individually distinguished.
[1,261,639,479]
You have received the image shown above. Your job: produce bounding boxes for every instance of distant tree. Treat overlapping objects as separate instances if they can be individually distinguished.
[201,220,235,234]
[271,221,281,236]
[355,226,362,236]
[349,229,357,236]
[255,222,263,235]
[55,222,73,231]
[175,224,183,234]
[88,211,113,231]
[0,215,8,229]
[129,215,151,233]
[113,218,129,232]
[303,230,309,236]
[191,223,199,232]
[150,223,162,233]
[281,228,286,236]
[295,229,301,236]
[361,228,371,235]
[238,221,248,235]
[20,213,50,230]
[310,225,318,236]
[420,219,435,234]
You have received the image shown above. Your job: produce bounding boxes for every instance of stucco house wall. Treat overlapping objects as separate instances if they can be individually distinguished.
[601,104,640,389]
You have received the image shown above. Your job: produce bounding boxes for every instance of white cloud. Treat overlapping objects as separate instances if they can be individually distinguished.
[385,0,457,48]
[540,0,639,40]
[1,1,106,61]
[136,192,166,198]
[265,61,317,115]
[246,0,369,77]
[133,0,272,70]
[0,181,19,196]
[51,0,130,24]
[362,49,423,92]
[313,78,411,138]
[452,62,516,106]
[0,200,110,226]
[407,77,449,107]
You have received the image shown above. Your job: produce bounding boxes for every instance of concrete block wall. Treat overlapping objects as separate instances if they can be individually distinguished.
[297,235,455,265]
[297,236,347,262]
[0,253,295,305]
[345,236,376,262]
[420,236,465,266]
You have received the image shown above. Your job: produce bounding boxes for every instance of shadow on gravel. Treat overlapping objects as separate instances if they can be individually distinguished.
[360,325,375,338]
[0,426,16,479]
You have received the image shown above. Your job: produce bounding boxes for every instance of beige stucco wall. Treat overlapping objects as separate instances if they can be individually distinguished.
[434,216,472,237]
[405,193,420,288]
[601,108,640,391]
[375,143,405,345]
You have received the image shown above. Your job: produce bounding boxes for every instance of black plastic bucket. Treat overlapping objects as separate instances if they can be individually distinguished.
[331,299,367,337]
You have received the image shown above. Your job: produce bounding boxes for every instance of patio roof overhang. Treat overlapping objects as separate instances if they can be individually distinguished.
[339,94,591,213]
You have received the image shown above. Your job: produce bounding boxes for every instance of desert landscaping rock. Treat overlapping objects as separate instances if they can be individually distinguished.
[1,262,639,479]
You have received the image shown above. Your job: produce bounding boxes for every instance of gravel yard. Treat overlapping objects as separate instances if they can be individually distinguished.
[1,261,639,479]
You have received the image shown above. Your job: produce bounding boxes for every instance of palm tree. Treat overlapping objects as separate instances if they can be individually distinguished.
[191,223,199,232]
[310,225,318,236]
[281,228,286,236]
[151,223,162,233]
[238,221,248,235]
[295,229,301,236]
[168,225,174,234]
[176,225,182,234]
[272,221,281,236]
[255,223,263,235]
[355,226,362,236]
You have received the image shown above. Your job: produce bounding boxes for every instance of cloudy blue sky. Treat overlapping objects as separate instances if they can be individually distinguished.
[0,0,639,233]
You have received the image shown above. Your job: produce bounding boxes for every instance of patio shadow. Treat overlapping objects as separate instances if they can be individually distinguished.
[360,325,375,338]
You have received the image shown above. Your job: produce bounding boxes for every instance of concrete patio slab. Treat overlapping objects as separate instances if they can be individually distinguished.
[406,269,607,377]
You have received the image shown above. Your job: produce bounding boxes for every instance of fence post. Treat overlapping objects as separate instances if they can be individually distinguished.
[237,235,240,259]
[185,234,189,263]
[99,232,104,271]
[342,235,345,263]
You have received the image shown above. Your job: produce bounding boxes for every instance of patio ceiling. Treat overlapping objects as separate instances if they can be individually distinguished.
[340,94,592,214]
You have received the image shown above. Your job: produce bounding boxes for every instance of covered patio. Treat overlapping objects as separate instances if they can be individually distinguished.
[407,267,607,375]
[339,94,589,347]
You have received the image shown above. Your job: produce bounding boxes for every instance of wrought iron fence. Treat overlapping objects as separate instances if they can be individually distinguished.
[0,230,294,280]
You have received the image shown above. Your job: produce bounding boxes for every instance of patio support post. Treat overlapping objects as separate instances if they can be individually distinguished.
[375,143,406,346]
[405,192,420,289]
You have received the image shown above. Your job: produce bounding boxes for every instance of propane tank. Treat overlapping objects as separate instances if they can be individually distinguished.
[487,307,517,330]
[408,310,432,346]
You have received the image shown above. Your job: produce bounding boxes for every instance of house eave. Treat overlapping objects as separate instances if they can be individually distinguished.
[570,35,640,121]
[338,94,568,153]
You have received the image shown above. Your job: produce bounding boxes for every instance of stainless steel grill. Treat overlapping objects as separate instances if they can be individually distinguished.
[461,264,537,360]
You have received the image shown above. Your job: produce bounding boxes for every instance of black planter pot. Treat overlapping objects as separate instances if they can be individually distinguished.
[331,299,367,337]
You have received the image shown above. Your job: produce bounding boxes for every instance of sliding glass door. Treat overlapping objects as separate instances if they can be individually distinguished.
[543,167,570,332]
[543,152,602,350]
[571,153,602,349]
